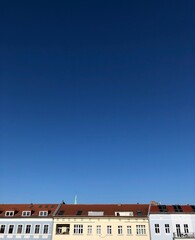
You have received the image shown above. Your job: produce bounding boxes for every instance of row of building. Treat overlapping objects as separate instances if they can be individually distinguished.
[0,201,195,240]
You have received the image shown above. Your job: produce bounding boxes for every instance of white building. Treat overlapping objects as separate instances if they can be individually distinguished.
[148,203,195,240]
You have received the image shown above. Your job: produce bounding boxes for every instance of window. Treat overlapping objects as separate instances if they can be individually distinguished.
[22,211,31,216]
[43,225,49,234]
[39,211,48,216]
[165,224,170,233]
[137,210,142,216]
[76,210,82,215]
[56,224,70,235]
[118,226,123,235]
[136,225,146,235]
[88,211,104,216]
[173,205,183,212]
[8,225,14,234]
[34,225,40,234]
[158,205,167,212]
[17,225,23,234]
[184,224,189,233]
[58,210,64,215]
[155,224,160,233]
[0,225,5,234]
[115,211,133,216]
[176,224,181,236]
[191,205,195,212]
[56,225,62,234]
[25,225,31,234]
[107,225,112,235]
[97,225,101,235]
[87,225,92,235]
[5,211,14,216]
[127,226,132,235]
[74,225,83,234]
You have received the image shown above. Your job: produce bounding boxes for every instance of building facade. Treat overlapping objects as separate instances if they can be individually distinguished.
[52,203,150,240]
[0,203,59,240]
[149,204,195,240]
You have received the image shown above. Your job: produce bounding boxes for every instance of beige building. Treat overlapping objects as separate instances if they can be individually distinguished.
[52,203,150,240]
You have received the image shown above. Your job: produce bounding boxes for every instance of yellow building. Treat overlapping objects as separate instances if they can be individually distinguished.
[52,203,150,240]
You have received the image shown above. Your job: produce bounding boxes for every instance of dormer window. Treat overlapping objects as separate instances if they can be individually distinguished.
[115,211,134,217]
[5,211,14,216]
[173,205,183,212]
[137,210,142,216]
[39,211,48,216]
[22,211,31,217]
[88,211,104,216]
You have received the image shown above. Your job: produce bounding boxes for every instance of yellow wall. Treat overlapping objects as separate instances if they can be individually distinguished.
[53,217,150,240]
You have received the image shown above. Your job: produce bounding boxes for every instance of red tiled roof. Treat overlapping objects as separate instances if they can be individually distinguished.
[55,204,149,217]
[0,204,58,218]
[150,205,195,214]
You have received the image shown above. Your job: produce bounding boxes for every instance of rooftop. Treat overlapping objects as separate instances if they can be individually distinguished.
[150,204,195,214]
[0,204,58,218]
[55,203,149,217]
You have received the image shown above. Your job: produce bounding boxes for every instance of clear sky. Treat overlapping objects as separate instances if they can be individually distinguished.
[0,0,195,204]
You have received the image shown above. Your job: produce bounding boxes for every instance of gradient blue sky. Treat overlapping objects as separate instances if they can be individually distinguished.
[0,0,195,204]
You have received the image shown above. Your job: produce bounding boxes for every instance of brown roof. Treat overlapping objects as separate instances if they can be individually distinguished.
[0,204,58,218]
[55,204,149,217]
[150,204,195,214]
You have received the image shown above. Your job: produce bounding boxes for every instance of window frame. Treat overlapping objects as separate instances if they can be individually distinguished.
[43,225,49,234]
[107,225,112,235]
[96,225,101,235]
[22,211,31,217]
[136,225,146,235]
[184,224,189,234]
[25,224,31,234]
[8,225,14,234]
[17,224,23,234]
[39,211,48,217]
[165,224,170,234]
[118,225,123,235]
[5,211,14,217]
[0,225,6,234]
[34,224,40,234]
[155,224,160,234]
[87,225,92,235]
[73,224,83,234]
[127,226,132,235]
[176,224,181,236]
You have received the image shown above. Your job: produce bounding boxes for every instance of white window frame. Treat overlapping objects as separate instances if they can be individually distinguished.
[39,211,48,216]
[17,224,23,234]
[5,211,14,216]
[34,225,40,234]
[155,224,160,234]
[107,225,112,235]
[127,226,132,235]
[25,224,31,234]
[43,225,49,234]
[118,226,123,235]
[165,224,170,234]
[136,225,146,235]
[184,224,189,234]
[22,211,31,217]
[0,225,6,234]
[87,225,92,235]
[74,224,83,234]
[8,225,14,234]
[97,225,101,235]
[176,224,181,236]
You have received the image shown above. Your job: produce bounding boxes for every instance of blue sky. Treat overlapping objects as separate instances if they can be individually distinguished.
[0,0,195,204]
